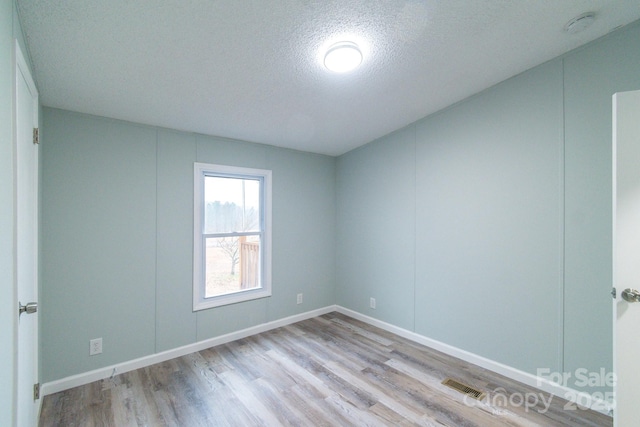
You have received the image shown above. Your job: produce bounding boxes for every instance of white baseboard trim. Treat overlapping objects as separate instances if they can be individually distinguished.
[41,304,612,417]
[335,306,613,416]
[40,305,337,397]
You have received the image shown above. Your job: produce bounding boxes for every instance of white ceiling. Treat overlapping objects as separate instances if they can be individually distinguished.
[17,1,640,156]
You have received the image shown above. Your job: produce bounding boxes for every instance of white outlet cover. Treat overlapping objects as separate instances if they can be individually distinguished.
[90,338,103,356]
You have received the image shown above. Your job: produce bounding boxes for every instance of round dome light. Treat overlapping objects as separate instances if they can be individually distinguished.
[324,41,363,73]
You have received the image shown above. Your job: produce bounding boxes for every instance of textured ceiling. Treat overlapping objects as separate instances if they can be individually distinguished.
[17,1,640,156]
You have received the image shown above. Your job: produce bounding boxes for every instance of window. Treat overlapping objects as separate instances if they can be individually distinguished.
[193,163,272,310]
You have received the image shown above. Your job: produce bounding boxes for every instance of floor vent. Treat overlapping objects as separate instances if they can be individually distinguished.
[441,378,486,400]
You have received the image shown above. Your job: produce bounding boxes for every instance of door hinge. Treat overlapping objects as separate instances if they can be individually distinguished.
[612,287,617,299]
[33,127,39,145]
[33,383,40,400]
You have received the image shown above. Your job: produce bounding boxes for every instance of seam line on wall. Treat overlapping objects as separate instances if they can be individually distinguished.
[560,58,566,375]
[154,129,159,354]
[413,123,417,333]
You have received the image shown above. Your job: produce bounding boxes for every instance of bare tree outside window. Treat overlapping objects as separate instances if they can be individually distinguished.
[217,237,239,275]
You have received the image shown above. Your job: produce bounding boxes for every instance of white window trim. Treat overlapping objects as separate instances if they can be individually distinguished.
[193,162,272,311]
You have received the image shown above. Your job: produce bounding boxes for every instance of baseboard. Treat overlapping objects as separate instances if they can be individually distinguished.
[41,304,613,416]
[335,306,613,416]
[40,305,337,397]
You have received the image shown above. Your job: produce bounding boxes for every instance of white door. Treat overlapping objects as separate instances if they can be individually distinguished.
[613,89,640,426]
[14,40,39,427]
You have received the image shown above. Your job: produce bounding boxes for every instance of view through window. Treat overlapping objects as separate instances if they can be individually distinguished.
[204,176,261,297]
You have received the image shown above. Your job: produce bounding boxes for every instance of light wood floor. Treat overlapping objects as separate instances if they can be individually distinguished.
[39,312,612,426]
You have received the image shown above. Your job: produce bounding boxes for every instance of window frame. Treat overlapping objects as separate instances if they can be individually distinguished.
[193,162,272,311]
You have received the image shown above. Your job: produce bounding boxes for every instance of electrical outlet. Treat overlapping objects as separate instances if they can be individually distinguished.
[370,297,376,309]
[297,293,303,304]
[89,338,102,356]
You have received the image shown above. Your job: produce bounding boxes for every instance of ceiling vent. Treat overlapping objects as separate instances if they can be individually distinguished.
[564,12,596,34]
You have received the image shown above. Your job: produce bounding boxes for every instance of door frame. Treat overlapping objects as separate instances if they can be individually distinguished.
[13,37,40,426]
[612,89,640,426]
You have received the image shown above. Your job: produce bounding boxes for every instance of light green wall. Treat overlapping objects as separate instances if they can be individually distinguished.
[339,59,565,374]
[414,59,564,375]
[40,109,336,382]
[337,21,640,393]
[336,126,416,330]
[155,130,197,350]
[41,112,157,380]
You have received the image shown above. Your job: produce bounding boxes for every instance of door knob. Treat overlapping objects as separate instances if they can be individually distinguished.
[18,301,37,316]
[622,289,640,303]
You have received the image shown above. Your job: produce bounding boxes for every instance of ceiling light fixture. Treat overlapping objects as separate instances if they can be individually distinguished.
[324,41,363,73]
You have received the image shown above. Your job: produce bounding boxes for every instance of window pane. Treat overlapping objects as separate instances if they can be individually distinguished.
[205,235,261,298]
[204,176,260,234]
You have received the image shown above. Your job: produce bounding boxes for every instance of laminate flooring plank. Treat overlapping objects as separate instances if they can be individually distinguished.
[388,338,480,382]
[198,347,233,375]
[287,384,354,426]
[218,369,282,426]
[264,347,335,398]
[277,351,391,426]
[243,332,279,355]
[70,380,112,427]
[368,401,417,427]
[260,329,340,376]
[118,370,167,427]
[252,354,305,394]
[273,382,338,427]
[323,360,434,426]
[134,366,177,426]
[40,385,91,427]
[109,376,145,427]
[296,329,369,371]
[323,394,388,427]
[281,323,308,336]
[182,351,226,394]
[298,318,392,368]
[217,342,263,382]
[252,376,313,426]
[171,356,218,422]
[139,362,195,426]
[37,394,57,427]
[329,317,395,347]
[309,316,395,356]
[313,364,378,411]
[39,390,66,427]
[226,338,301,394]
[205,376,262,427]
[277,323,369,374]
